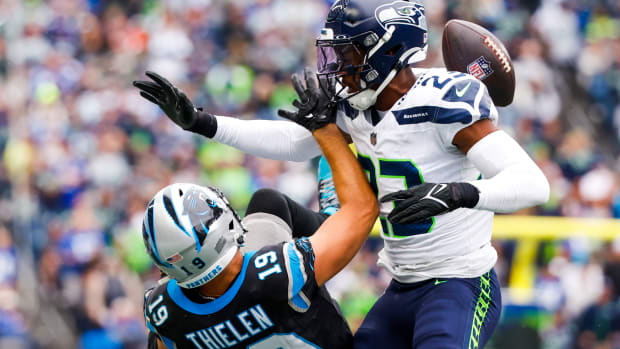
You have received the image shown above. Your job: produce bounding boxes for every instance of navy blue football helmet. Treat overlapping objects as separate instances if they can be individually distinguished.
[316,0,428,110]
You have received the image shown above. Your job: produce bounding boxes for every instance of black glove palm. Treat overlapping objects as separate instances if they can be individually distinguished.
[277,67,337,132]
[133,71,201,130]
[380,182,480,225]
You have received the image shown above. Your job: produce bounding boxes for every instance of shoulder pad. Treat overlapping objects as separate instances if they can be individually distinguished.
[441,75,483,103]
[394,73,495,125]
[337,100,358,120]
[418,70,469,92]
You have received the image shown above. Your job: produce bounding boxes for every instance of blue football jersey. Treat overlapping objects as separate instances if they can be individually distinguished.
[144,239,352,348]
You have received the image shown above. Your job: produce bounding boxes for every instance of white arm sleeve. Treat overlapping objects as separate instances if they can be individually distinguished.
[212,115,322,162]
[467,130,550,212]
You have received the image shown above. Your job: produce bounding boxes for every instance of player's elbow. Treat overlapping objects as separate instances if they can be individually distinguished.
[351,197,379,231]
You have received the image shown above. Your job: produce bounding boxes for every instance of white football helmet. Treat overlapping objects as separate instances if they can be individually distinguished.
[142,183,246,288]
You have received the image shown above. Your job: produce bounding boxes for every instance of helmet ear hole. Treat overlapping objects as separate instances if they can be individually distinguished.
[229,220,234,230]
[178,188,183,196]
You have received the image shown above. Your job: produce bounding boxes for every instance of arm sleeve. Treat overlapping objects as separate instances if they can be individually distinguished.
[467,130,550,212]
[212,116,322,162]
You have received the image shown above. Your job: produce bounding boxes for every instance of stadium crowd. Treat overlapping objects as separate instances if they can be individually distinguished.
[0,0,619,348]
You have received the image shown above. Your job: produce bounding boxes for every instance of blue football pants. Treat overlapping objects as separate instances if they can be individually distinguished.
[354,269,501,349]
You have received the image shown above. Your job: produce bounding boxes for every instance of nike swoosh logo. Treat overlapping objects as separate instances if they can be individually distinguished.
[434,279,447,285]
[422,184,449,208]
[456,81,472,97]
[432,183,447,195]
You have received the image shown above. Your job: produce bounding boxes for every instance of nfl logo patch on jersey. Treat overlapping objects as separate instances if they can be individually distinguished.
[467,56,494,80]
[370,132,377,146]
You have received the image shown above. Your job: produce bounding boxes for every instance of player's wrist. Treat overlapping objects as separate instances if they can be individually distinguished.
[450,182,480,208]
[312,123,338,136]
[186,109,218,138]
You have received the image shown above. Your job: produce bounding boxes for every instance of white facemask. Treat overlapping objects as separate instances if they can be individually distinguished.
[345,88,377,111]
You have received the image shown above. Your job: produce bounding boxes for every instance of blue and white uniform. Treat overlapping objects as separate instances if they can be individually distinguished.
[337,68,498,283]
[335,68,502,349]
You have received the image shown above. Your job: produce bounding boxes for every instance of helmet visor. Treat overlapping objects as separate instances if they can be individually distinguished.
[316,40,365,75]
[317,44,340,74]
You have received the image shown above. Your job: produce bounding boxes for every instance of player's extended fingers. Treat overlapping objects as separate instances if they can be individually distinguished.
[388,203,429,224]
[277,109,298,121]
[318,74,336,97]
[139,91,160,106]
[292,99,305,110]
[387,209,411,224]
[133,81,164,98]
[380,190,412,203]
[394,210,431,225]
[388,198,422,219]
[291,73,308,102]
[146,71,176,96]
[304,67,319,94]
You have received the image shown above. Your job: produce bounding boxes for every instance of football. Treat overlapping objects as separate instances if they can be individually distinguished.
[442,19,515,106]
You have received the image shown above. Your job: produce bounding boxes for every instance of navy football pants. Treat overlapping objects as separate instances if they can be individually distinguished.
[354,269,501,349]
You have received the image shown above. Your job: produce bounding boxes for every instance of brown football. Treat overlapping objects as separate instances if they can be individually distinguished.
[442,19,515,106]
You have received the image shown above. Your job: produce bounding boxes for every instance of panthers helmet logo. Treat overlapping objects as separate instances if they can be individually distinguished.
[182,188,223,248]
[375,1,426,31]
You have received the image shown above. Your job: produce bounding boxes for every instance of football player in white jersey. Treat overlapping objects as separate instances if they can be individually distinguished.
[134,1,549,347]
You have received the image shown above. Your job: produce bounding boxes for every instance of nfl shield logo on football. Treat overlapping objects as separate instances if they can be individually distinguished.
[467,56,494,80]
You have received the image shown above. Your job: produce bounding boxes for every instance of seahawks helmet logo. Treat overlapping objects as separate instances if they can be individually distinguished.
[375,1,426,31]
[326,0,348,21]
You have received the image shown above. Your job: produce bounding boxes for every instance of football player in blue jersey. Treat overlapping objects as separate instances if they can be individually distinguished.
[141,109,377,348]
[134,1,549,347]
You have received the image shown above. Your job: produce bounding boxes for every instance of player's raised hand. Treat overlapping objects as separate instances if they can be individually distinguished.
[380,182,480,224]
[133,71,210,132]
[278,67,337,132]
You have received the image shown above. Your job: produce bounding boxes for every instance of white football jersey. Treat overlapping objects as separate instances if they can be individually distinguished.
[336,68,499,283]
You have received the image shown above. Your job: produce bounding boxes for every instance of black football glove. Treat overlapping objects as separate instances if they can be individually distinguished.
[277,67,337,132]
[133,71,217,137]
[380,182,480,225]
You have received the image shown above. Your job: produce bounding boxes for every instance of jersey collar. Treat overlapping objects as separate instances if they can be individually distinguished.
[167,251,256,315]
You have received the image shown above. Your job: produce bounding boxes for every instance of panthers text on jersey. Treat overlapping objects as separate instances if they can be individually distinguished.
[336,68,498,283]
[143,238,352,349]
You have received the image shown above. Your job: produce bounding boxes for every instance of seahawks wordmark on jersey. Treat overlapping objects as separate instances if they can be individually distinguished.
[336,68,498,283]
[144,238,352,349]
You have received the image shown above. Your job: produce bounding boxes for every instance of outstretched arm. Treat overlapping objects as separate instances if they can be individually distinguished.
[308,125,378,287]
[133,71,322,162]
[212,116,322,161]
